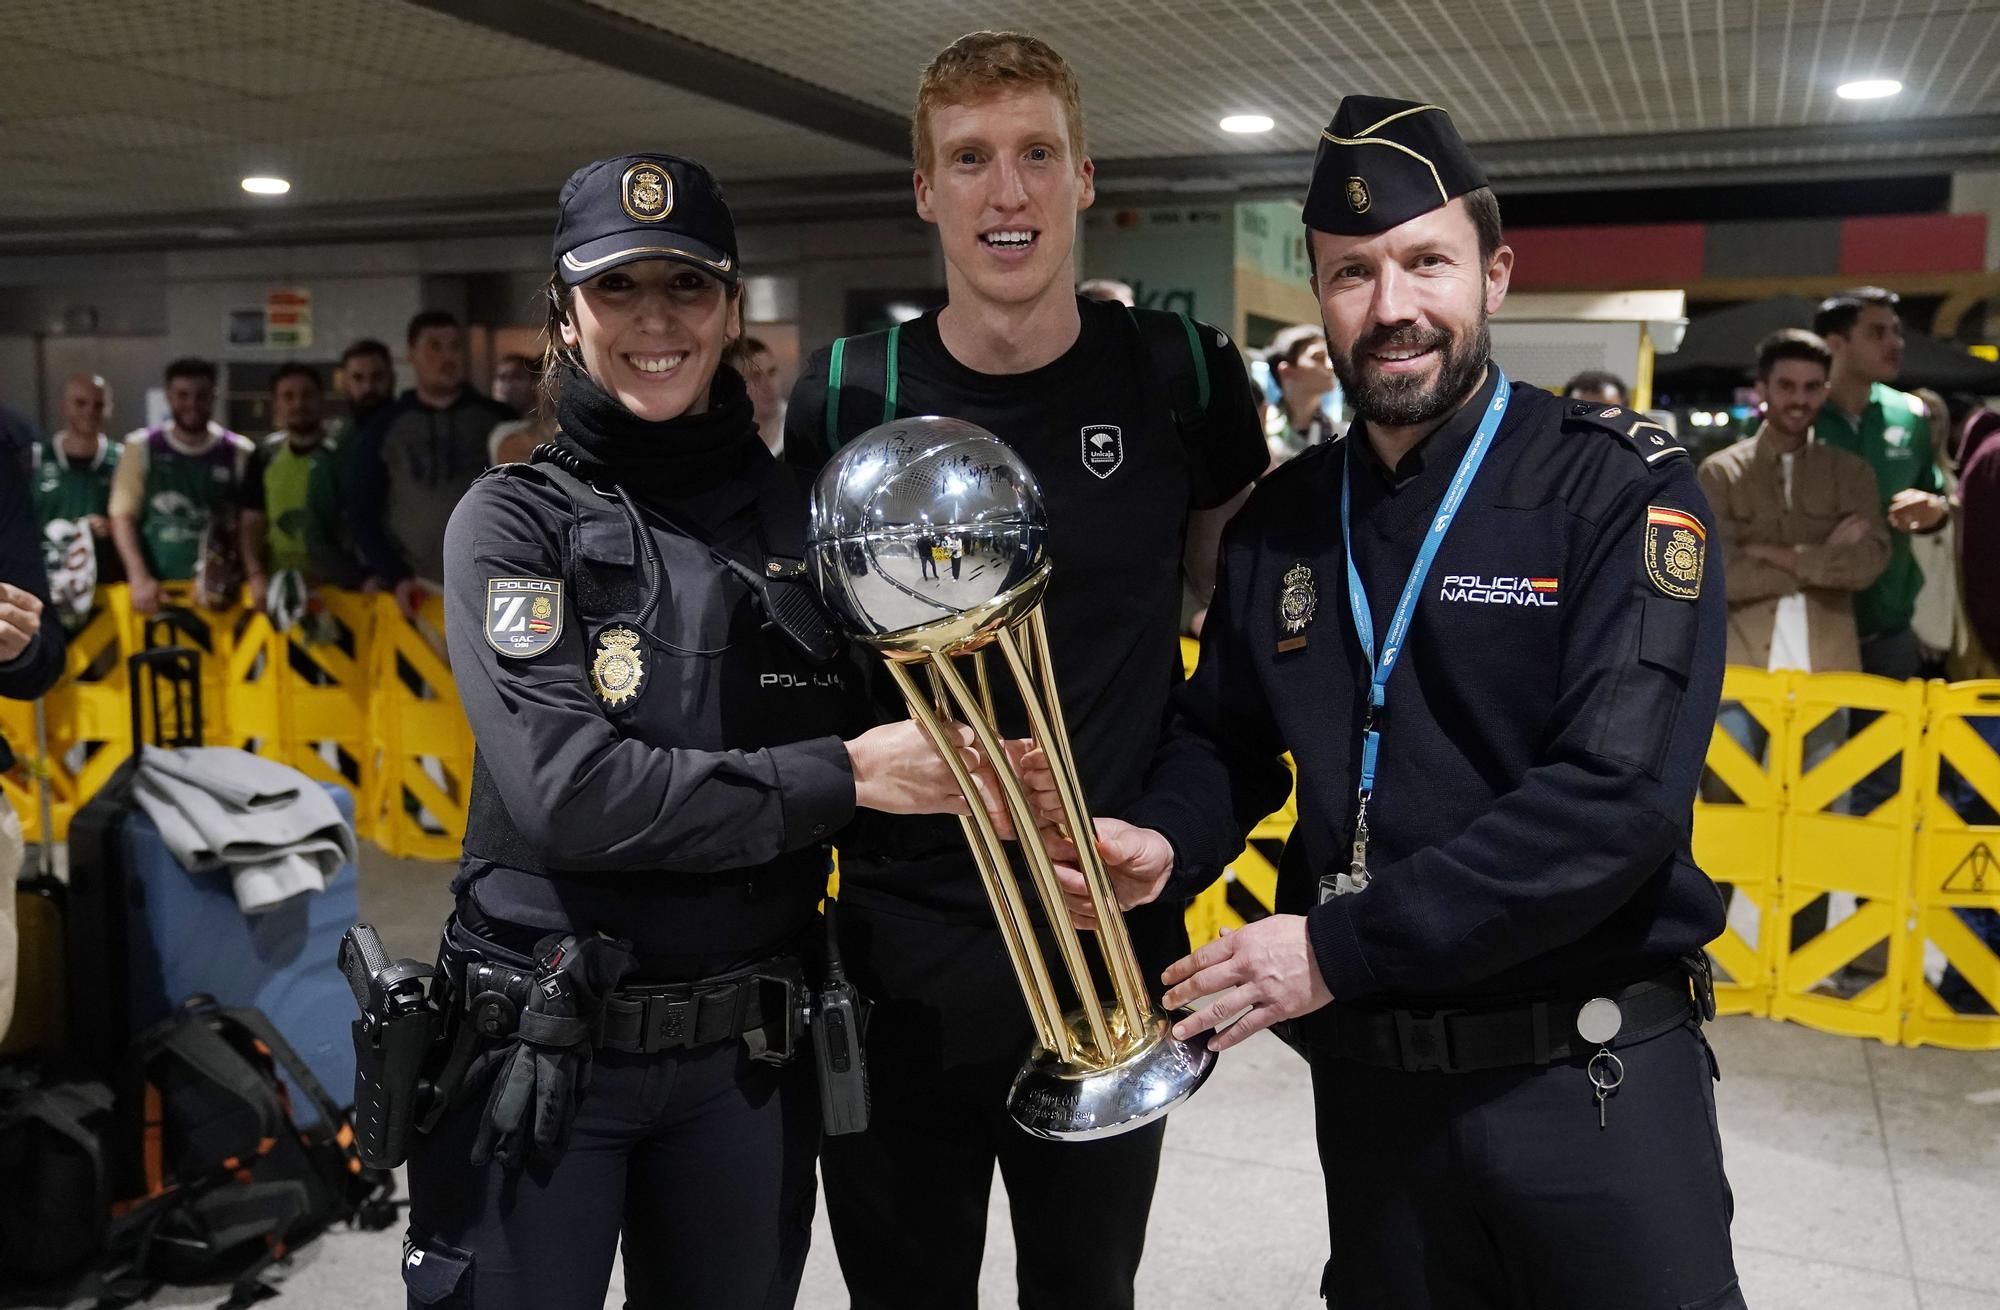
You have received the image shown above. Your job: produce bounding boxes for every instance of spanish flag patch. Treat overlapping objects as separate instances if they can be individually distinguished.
[1643,506,1705,600]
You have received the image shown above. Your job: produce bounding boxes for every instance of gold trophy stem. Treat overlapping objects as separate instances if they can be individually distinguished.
[997,622,1151,1039]
[883,660,1073,1062]
[972,647,999,725]
[929,654,1118,1061]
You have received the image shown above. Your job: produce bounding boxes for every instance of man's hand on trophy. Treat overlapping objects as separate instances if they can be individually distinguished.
[1161,916,1333,1053]
[848,719,1013,837]
[1046,818,1175,931]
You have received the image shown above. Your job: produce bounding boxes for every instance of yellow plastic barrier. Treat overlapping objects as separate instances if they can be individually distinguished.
[1693,667,1788,1017]
[1769,672,1927,1042]
[1907,682,2000,1051]
[225,589,378,801]
[4,602,1996,1049]
[367,592,473,861]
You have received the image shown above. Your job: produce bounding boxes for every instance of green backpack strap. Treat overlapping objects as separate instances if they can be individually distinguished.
[822,325,904,456]
[1127,307,1213,445]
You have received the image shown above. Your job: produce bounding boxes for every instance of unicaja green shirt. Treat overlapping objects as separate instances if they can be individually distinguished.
[1816,383,1945,640]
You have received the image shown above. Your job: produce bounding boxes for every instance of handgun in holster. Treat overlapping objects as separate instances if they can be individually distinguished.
[812,902,871,1136]
[339,922,443,1170]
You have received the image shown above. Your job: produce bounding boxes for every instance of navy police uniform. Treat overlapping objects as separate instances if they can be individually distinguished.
[402,155,865,1310]
[1124,100,1745,1308]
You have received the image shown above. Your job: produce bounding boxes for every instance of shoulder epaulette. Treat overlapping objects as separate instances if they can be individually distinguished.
[1560,401,1687,466]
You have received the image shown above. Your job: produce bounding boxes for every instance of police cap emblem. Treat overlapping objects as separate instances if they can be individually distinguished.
[1346,177,1371,214]
[485,576,563,657]
[591,624,647,707]
[622,162,673,222]
[1643,506,1705,600]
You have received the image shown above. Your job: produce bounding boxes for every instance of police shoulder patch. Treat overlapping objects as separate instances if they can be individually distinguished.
[1563,402,1687,465]
[485,576,564,657]
[1643,505,1706,600]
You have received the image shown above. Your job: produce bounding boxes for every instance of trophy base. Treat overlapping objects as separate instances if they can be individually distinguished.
[1005,1010,1218,1141]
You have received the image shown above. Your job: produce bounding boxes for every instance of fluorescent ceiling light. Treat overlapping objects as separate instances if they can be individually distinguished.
[1836,79,1902,100]
[241,176,291,195]
[1219,114,1275,134]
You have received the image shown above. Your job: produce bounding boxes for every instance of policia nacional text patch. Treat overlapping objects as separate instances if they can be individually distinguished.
[1643,506,1705,600]
[485,577,564,657]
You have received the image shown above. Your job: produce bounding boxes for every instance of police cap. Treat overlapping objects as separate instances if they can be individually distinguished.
[1302,98,1487,237]
[552,154,738,287]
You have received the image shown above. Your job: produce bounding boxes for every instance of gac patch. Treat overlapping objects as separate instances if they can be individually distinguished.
[485,576,563,657]
[1644,506,1705,600]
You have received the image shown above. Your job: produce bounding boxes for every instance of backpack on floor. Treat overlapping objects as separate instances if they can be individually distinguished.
[105,999,396,1305]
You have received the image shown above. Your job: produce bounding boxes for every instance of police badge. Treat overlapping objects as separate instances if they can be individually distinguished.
[590,624,647,707]
[1278,562,1316,652]
[1346,177,1371,213]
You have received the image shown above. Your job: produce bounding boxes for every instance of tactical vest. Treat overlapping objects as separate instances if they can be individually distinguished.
[458,453,863,958]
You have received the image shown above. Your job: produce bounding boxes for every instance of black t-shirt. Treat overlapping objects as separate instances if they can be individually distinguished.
[785,296,1266,938]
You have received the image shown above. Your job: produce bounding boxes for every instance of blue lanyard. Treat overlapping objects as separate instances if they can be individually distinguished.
[1339,370,1511,802]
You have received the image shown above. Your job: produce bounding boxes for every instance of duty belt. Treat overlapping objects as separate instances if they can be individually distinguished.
[438,920,803,1060]
[598,966,796,1056]
[1324,969,1698,1075]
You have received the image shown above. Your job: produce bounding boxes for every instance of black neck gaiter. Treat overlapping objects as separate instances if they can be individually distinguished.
[549,362,759,503]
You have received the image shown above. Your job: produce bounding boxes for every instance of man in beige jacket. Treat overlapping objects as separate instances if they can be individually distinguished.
[1700,329,1891,961]
[1699,329,1890,674]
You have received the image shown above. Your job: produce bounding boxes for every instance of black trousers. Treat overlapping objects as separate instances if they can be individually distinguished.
[820,900,1167,1310]
[1310,1022,1743,1309]
[404,1037,818,1310]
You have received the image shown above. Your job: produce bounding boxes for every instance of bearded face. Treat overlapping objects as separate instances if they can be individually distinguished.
[1310,197,1510,433]
[1329,314,1493,430]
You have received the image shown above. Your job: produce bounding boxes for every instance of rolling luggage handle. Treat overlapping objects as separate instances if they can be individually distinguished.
[129,617,203,756]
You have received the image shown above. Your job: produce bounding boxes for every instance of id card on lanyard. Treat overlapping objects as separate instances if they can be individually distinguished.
[1324,372,1512,902]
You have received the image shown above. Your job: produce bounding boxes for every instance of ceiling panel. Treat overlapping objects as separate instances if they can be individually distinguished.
[598,0,2000,157]
[0,0,903,223]
[3,0,2000,238]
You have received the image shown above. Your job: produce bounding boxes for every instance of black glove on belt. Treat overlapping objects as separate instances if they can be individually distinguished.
[470,932,636,1171]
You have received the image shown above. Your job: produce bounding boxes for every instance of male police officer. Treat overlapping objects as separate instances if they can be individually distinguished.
[1046,98,1742,1308]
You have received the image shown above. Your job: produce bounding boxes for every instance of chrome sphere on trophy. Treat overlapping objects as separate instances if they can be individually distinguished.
[807,414,1216,1141]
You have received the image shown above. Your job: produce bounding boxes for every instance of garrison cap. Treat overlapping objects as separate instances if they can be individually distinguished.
[552,153,738,287]
[1302,97,1487,237]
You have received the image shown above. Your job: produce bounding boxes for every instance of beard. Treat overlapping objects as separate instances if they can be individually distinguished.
[1332,314,1492,429]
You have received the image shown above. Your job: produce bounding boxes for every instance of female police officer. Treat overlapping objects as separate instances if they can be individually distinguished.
[401,153,991,1310]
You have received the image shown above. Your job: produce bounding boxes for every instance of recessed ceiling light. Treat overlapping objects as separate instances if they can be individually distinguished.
[1220,114,1275,134]
[241,175,291,195]
[1836,78,1902,100]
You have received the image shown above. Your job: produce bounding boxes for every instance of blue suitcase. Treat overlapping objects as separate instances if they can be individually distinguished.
[66,637,359,1142]
[119,783,360,1126]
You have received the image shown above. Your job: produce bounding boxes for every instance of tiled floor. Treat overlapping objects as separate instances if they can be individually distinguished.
[132,847,2000,1309]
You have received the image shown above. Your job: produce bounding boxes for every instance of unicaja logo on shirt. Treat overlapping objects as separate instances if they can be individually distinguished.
[1081,424,1124,479]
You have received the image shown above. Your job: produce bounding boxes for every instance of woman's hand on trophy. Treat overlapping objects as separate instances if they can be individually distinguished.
[1046,818,1175,930]
[847,719,1013,836]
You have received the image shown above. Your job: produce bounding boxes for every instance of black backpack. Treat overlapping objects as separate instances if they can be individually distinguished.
[105,1000,395,1306]
[0,1067,117,1281]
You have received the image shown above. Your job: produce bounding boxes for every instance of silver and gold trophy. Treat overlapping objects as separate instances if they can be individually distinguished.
[808,416,1216,1140]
